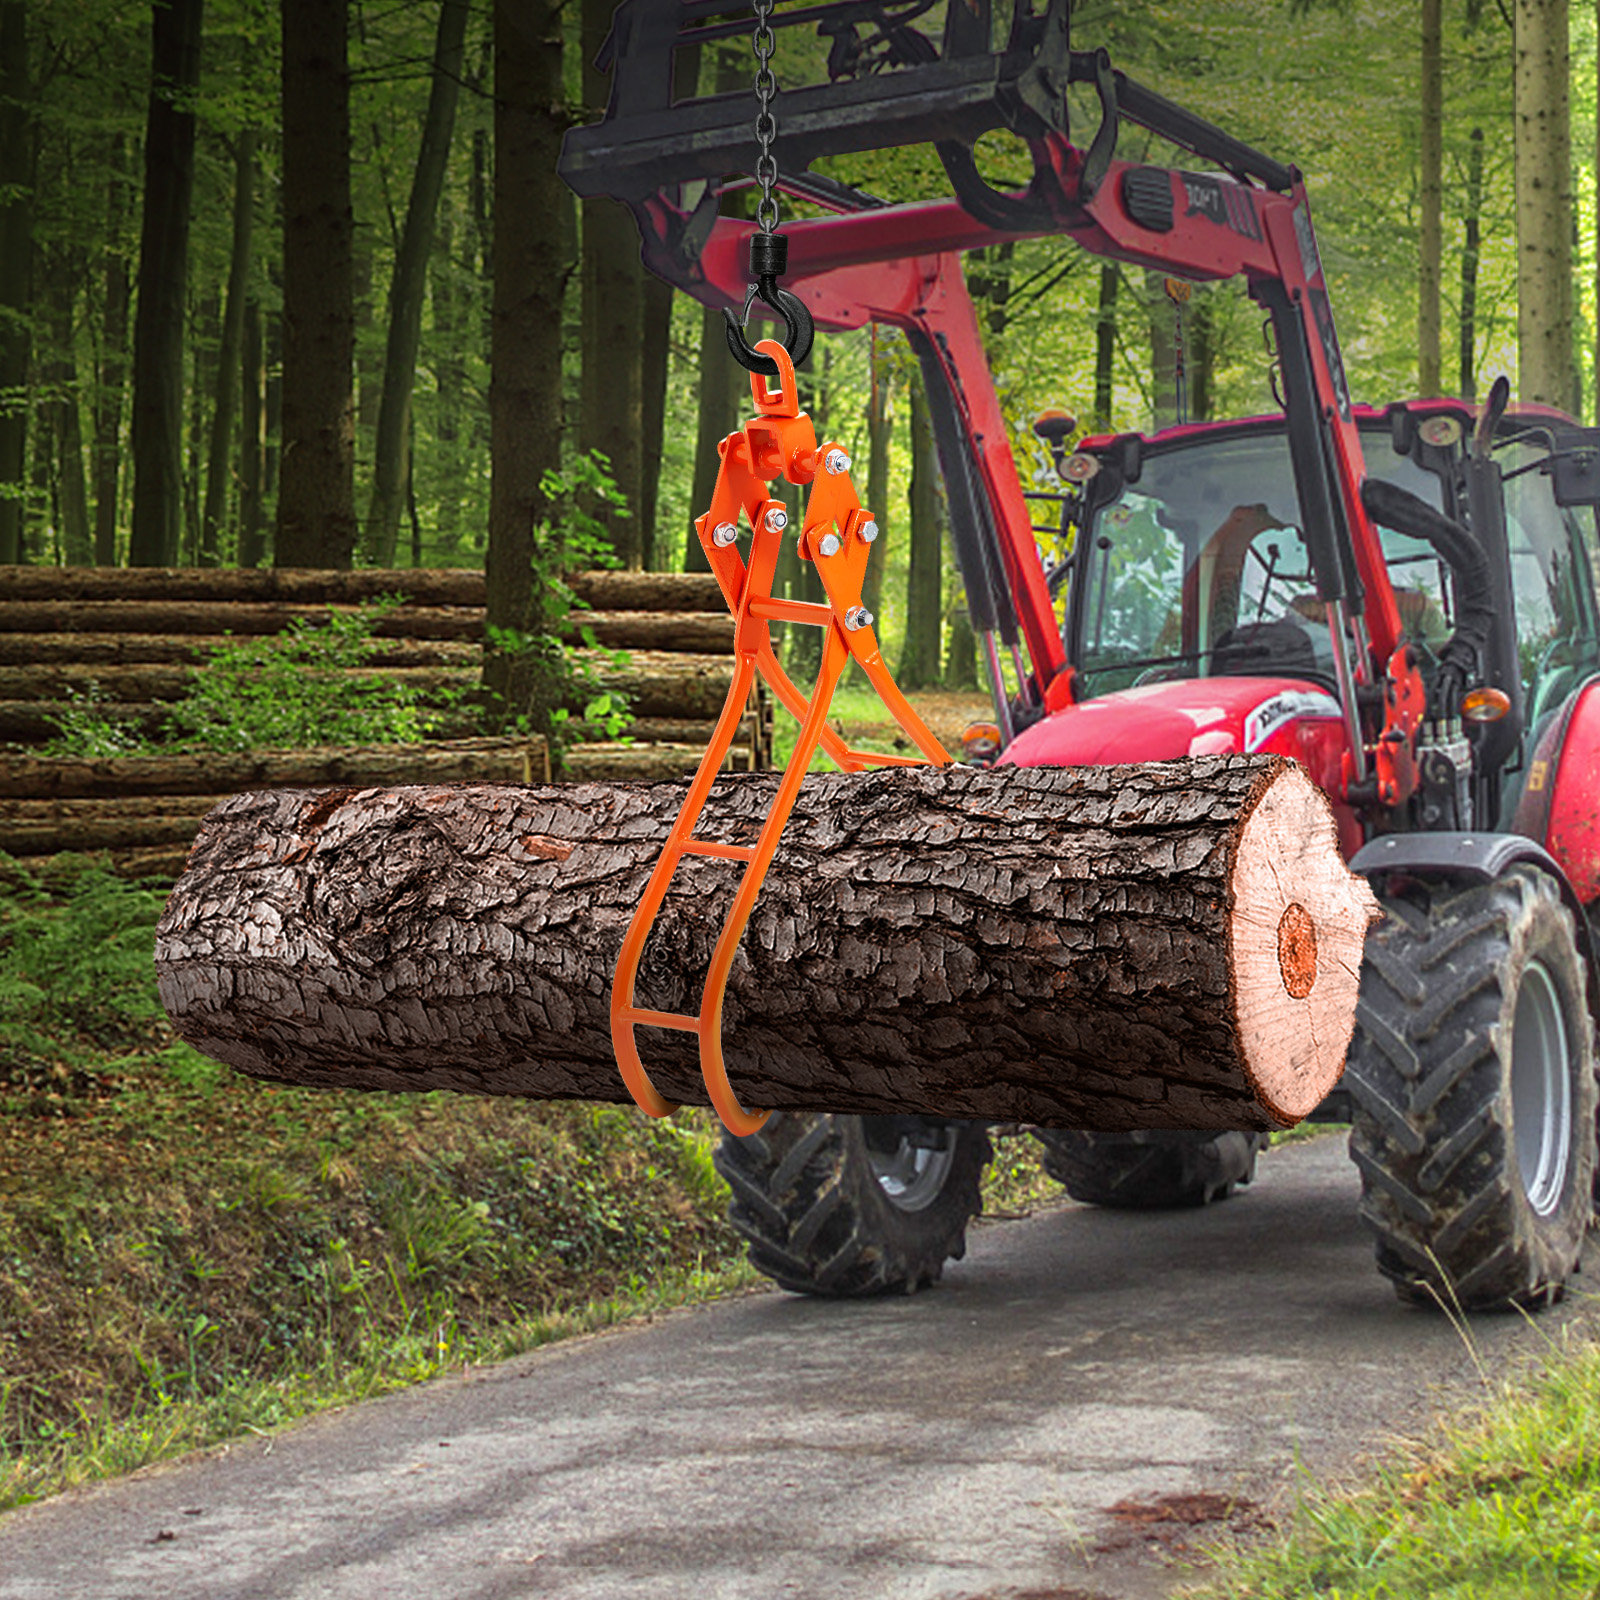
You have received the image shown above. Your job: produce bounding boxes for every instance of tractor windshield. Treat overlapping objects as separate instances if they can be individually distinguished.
[1499,440,1600,727]
[1071,426,1451,697]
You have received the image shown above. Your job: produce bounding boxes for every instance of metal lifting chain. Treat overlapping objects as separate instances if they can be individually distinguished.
[723,0,813,375]
[752,0,779,235]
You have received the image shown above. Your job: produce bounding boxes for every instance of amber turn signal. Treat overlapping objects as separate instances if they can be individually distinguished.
[1032,408,1077,445]
[1462,685,1512,723]
[961,721,1002,761]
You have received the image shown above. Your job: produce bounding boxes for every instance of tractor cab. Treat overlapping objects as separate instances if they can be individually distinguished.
[1010,404,1600,851]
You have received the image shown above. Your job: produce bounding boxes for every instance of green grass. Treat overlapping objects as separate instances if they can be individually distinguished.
[1180,1322,1600,1598]
[20,851,1600,1595]
[0,853,1057,1511]
[768,672,991,770]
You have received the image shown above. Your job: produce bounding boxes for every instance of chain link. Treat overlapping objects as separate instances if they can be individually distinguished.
[752,0,779,234]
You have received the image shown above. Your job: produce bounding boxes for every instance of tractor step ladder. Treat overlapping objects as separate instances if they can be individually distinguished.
[611,340,953,1136]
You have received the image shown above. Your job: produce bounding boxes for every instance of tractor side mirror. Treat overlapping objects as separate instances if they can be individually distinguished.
[1549,428,1600,507]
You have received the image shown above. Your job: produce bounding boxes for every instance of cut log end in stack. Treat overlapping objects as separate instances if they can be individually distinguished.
[156,756,1382,1132]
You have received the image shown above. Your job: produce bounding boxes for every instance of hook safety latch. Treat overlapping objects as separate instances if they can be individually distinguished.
[723,229,815,377]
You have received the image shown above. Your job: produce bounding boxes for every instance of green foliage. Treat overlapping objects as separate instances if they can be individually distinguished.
[0,846,755,1508]
[1189,1329,1600,1597]
[0,857,169,1075]
[484,451,636,750]
[35,685,155,761]
[39,600,452,759]
[160,597,452,752]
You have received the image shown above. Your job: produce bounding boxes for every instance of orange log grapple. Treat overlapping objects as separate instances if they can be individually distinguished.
[610,340,951,1136]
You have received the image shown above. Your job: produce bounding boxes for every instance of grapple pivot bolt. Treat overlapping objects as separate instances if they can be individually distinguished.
[859,519,880,543]
[712,522,739,548]
[824,448,852,476]
[764,505,788,532]
[844,606,874,631]
[817,532,842,558]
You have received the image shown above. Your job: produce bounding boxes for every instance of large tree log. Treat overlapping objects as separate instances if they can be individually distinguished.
[563,741,758,780]
[0,737,548,800]
[0,611,734,657]
[0,650,742,717]
[156,758,1381,1131]
[0,600,488,639]
[0,565,723,612]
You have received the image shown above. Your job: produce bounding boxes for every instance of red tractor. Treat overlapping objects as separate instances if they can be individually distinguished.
[562,0,1600,1310]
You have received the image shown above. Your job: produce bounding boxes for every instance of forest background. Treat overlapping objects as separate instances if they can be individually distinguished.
[0,0,1593,733]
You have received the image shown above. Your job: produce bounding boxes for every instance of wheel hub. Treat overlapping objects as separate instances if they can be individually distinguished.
[1511,958,1572,1217]
[863,1119,957,1213]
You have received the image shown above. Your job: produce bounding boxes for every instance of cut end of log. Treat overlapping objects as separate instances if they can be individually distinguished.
[1229,763,1383,1124]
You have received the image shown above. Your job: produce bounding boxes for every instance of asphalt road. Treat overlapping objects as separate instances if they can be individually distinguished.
[3,1134,1594,1600]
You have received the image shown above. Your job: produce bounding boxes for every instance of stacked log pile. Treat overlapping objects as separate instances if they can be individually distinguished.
[0,738,550,877]
[0,566,768,874]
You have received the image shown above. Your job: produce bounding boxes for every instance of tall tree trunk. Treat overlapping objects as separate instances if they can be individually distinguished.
[200,130,254,567]
[944,603,979,688]
[1512,0,1576,410]
[899,370,943,689]
[263,303,281,522]
[638,275,673,571]
[1419,0,1444,395]
[578,0,643,568]
[237,295,266,567]
[1460,126,1485,402]
[1190,294,1215,422]
[24,384,45,559]
[485,0,568,740]
[184,289,216,563]
[44,267,90,564]
[0,0,32,566]
[366,0,469,566]
[1093,263,1118,430]
[128,0,203,567]
[277,0,357,569]
[683,47,746,576]
[687,300,737,575]
[93,134,130,565]
[352,237,379,439]
[861,324,893,620]
[430,208,466,556]
[1146,271,1177,429]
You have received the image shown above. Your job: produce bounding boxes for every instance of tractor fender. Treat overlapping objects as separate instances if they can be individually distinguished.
[1511,674,1600,905]
[1350,831,1600,1018]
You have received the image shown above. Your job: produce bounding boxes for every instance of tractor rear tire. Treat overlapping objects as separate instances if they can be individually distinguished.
[1346,864,1597,1312]
[1034,1129,1268,1208]
[714,1113,992,1296]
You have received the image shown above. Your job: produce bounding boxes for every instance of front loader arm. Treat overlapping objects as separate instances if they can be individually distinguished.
[561,0,1406,778]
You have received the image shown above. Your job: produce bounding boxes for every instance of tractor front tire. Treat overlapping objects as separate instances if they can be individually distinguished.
[1346,864,1596,1311]
[714,1113,992,1296]
[1034,1129,1268,1208]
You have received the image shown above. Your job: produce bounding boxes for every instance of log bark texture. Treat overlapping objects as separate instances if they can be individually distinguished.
[0,651,740,718]
[0,610,733,655]
[0,736,548,800]
[0,565,722,612]
[157,757,1381,1131]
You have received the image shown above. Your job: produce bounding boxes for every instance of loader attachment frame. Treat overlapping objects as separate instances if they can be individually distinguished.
[559,0,1402,782]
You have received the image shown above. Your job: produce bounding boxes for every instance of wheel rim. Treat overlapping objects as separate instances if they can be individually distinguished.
[1510,958,1572,1217]
[863,1121,957,1213]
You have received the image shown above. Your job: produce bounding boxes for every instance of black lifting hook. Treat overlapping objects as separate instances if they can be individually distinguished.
[723,231,814,377]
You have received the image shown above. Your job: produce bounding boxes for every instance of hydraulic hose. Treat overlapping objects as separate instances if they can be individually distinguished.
[1359,475,1495,708]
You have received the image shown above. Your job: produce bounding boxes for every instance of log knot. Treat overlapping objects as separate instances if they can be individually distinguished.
[1276,901,1318,999]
